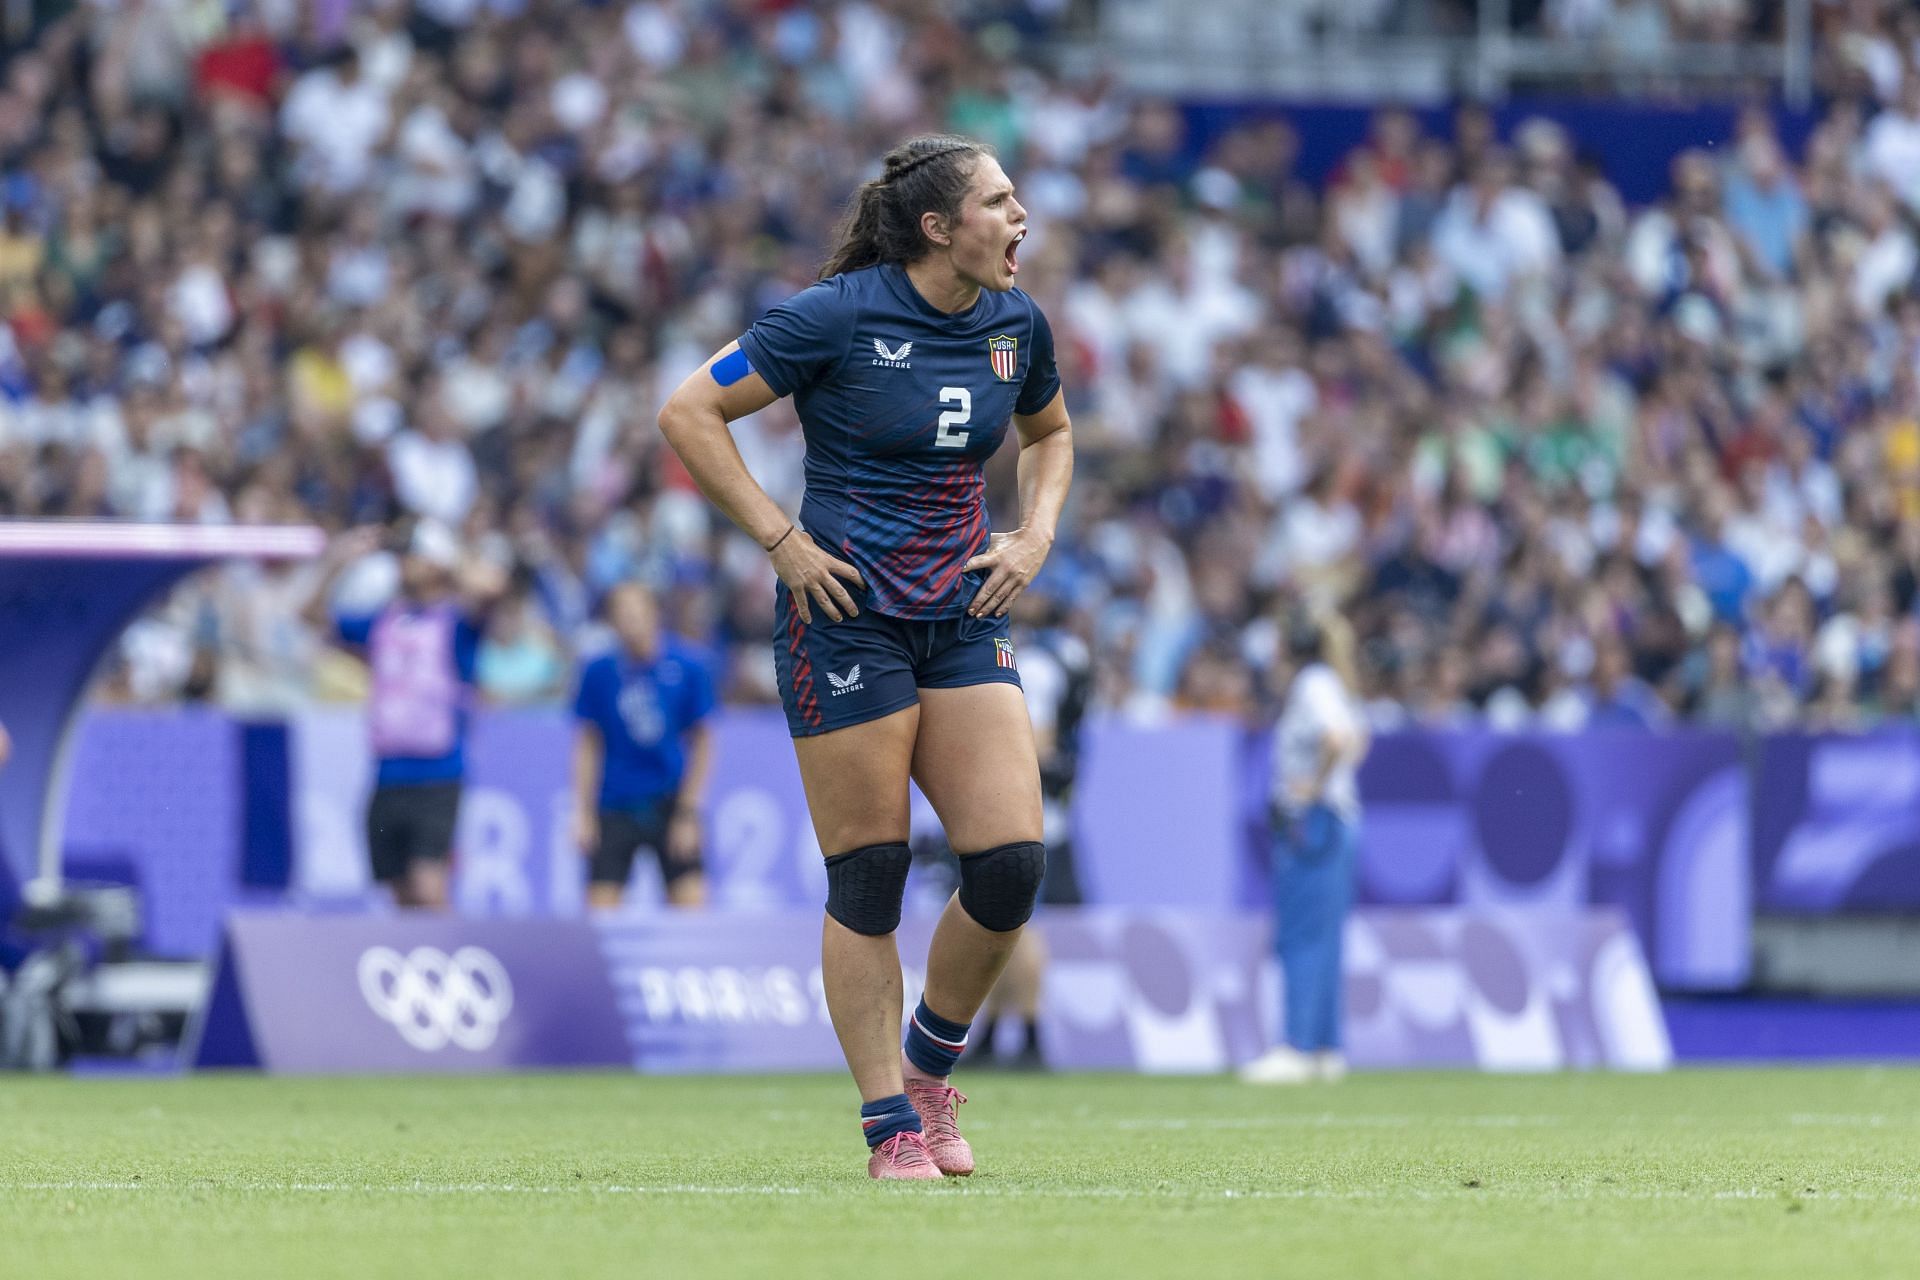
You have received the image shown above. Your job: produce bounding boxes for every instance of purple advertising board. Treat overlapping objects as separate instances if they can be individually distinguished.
[594,911,1276,1075]
[290,708,580,917]
[60,710,1752,1000]
[1351,732,1752,991]
[595,912,904,1074]
[1073,720,1246,908]
[688,711,1249,911]
[1751,732,1920,912]
[186,906,1669,1075]
[1344,909,1670,1072]
[689,723,1752,993]
[597,907,1669,1075]
[190,912,629,1073]
[82,709,1920,998]
[61,710,250,957]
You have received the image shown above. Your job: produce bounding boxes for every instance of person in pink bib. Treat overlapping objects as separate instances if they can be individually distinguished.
[306,519,505,908]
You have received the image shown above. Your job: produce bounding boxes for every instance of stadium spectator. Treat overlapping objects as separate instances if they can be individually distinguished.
[1243,608,1369,1086]
[476,584,566,704]
[304,519,506,909]
[1722,122,1808,282]
[570,580,715,910]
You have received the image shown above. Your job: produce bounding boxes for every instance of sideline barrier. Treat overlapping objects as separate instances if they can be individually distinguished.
[60,702,1766,997]
[71,707,1755,994]
[189,913,629,1072]
[80,709,1920,993]
[190,908,1668,1075]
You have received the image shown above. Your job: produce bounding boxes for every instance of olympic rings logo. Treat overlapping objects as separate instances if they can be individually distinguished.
[356,946,516,1052]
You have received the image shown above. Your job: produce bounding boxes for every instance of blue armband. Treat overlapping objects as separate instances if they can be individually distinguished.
[711,349,753,388]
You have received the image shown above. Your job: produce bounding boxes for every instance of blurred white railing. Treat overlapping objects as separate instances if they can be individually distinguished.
[1097,0,1815,106]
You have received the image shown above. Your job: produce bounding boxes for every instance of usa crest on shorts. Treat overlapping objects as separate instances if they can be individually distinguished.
[988,334,1018,382]
[994,636,1017,670]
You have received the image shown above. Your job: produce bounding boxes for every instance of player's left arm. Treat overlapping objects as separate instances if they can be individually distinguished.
[965,388,1072,618]
[667,723,713,866]
[302,526,383,639]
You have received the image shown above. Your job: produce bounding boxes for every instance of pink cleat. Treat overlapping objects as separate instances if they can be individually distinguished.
[904,1080,974,1177]
[868,1130,943,1181]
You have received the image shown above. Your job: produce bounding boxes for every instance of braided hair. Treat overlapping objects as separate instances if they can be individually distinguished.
[819,134,991,280]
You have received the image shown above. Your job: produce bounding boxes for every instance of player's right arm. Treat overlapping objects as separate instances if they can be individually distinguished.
[571,660,606,855]
[301,526,382,638]
[658,326,865,625]
[572,723,603,856]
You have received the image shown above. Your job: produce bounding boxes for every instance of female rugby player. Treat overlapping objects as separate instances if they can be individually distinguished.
[658,135,1072,1181]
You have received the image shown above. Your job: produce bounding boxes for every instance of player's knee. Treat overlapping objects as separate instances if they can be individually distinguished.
[957,841,1046,932]
[823,841,913,936]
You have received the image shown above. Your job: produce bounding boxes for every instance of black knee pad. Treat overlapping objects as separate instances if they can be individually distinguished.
[823,842,912,936]
[957,841,1046,932]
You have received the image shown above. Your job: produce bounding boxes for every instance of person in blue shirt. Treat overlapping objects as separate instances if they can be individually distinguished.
[572,581,716,911]
[1582,633,1672,730]
[305,518,504,909]
[658,134,1074,1181]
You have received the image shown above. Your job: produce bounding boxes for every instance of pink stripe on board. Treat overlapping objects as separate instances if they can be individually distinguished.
[0,522,326,560]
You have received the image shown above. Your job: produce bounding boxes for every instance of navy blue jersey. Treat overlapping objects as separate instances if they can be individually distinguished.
[737,264,1061,620]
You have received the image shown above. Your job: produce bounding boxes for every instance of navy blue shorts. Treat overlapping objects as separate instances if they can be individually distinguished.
[773,580,1022,738]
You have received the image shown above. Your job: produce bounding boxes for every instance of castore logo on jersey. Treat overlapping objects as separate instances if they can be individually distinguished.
[871,339,913,368]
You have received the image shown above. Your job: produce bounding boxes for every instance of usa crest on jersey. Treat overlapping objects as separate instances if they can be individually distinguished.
[988,334,1018,382]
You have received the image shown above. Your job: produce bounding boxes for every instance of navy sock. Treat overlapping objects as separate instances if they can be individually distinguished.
[859,1093,921,1148]
[904,997,971,1078]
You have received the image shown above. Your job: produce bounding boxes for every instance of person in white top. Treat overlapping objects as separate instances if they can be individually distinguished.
[1242,609,1370,1086]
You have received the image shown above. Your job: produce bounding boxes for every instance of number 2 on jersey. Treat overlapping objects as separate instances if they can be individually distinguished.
[935,386,971,448]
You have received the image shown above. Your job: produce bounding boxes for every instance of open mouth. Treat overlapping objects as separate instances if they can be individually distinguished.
[1004,228,1026,276]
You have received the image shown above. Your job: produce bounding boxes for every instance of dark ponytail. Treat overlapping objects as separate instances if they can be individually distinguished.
[819,134,991,280]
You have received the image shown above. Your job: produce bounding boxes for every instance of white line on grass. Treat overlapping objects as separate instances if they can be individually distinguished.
[647,1112,1567,1134]
[1108,1114,1562,1130]
[7,1181,1920,1205]
[1787,1114,1895,1127]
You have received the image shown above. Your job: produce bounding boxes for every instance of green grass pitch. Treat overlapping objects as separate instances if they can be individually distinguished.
[5,1068,1919,1279]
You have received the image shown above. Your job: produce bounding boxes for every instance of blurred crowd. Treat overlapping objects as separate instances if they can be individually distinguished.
[1400,0,1773,45]
[8,0,1920,732]
[1282,0,1802,48]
